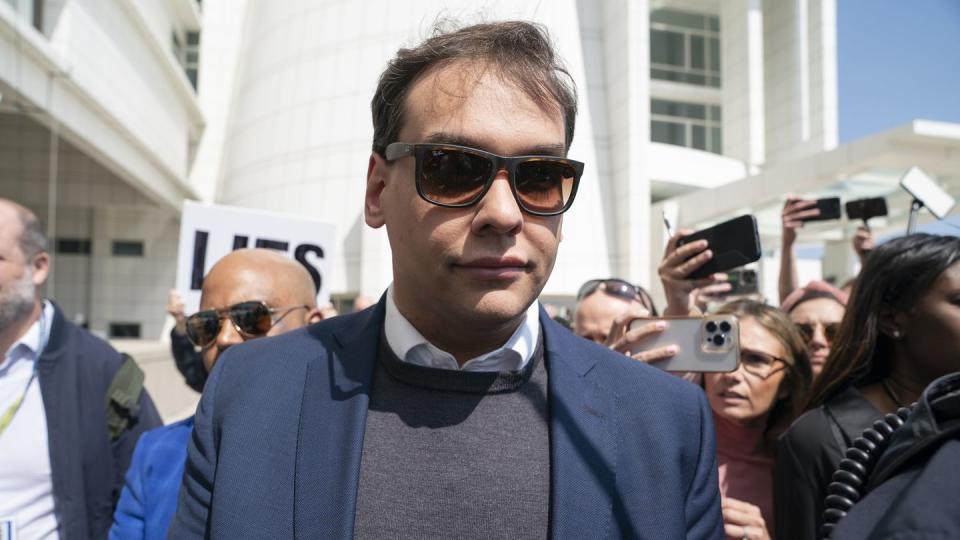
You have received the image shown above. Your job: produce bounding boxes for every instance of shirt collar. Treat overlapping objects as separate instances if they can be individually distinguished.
[383,285,540,373]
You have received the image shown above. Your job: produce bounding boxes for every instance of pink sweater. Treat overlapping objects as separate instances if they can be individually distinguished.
[714,412,776,533]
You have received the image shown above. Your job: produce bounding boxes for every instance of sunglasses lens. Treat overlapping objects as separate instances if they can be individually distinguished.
[185,311,221,348]
[515,160,577,214]
[229,301,272,336]
[420,147,493,205]
[824,323,840,342]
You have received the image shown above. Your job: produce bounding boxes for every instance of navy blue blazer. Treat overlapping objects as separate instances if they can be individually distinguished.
[169,299,722,539]
[38,303,163,539]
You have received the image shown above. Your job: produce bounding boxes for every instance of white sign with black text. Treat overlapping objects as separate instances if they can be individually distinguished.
[175,201,336,314]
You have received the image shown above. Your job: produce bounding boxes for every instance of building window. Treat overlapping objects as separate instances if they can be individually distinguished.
[56,238,92,255]
[172,31,201,89]
[650,9,721,88]
[112,240,144,257]
[185,32,200,89]
[109,323,141,338]
[651,99,723,154]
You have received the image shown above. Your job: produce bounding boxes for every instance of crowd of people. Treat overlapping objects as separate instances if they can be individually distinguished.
[1,18,958,540]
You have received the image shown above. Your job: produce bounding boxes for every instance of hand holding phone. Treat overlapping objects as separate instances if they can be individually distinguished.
[781,197,819,244]
[676,215,762,279]
[628,315,739,372]
[802,197,842,223]
[602,304,678,364]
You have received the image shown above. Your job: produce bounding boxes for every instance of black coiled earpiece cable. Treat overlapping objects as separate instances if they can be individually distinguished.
[820,405,914,539]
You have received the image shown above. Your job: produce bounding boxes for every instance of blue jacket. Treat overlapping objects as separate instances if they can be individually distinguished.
[169,299,723,539]
[38,304,162,539]
[110,417,194,540]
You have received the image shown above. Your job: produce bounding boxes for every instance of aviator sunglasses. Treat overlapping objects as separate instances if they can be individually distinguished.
[385,143,584,216]
[576,278,659,316]
[185,300,309,348]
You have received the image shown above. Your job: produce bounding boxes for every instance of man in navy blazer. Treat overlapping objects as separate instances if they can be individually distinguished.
[171,20,723,539]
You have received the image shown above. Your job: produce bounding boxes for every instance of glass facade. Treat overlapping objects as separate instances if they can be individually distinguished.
[650,8,721,88]
[651,99,723,154]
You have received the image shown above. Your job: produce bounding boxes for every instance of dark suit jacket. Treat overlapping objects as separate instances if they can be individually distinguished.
[169,299,722,539]
[38,304,163,539]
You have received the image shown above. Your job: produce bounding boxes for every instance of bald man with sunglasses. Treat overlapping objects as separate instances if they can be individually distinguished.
[110,249,322,540]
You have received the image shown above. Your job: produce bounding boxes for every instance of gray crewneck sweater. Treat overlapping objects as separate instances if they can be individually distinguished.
[353,334,550,539]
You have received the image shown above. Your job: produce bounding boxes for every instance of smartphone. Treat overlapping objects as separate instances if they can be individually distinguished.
[727,268,759,296]
[802,197,842,222]
[676,214,762,279]
[845,197,889,222]
[628,315,739,372]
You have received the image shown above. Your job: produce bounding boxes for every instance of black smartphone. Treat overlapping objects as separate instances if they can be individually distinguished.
[845,197,888,221]
[727,268,759,296]
[802,197,842,222]
[677,214,762,279]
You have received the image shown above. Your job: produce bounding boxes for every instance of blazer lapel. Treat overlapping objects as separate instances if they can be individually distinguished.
[543,313,619,539]
[293,300,384,538]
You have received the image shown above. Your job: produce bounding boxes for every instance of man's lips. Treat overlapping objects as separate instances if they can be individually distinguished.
[454,257,528,279]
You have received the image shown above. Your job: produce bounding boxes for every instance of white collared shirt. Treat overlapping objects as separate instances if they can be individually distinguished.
[384,286,540,372]
[0,301,59,539]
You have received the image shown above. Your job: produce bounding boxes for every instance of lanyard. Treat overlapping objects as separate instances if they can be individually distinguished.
[0,307,49,438]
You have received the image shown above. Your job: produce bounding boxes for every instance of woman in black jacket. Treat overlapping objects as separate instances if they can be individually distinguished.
[773,233,960,540]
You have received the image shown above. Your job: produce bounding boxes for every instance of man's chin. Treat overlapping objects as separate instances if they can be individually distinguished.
[459,289,538,325]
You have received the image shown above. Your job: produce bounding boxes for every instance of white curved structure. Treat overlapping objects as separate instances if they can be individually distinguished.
[199,0,841,306]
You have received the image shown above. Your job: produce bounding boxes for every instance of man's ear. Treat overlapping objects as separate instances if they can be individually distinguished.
[30,252,50,287]
[365,153,388,229]
[304,307,324,324]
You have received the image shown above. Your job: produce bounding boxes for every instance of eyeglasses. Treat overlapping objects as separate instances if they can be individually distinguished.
[185,301,309,348]
[576,278,659,316]
[384,142,583,216]
[739,349,788,379]
[796,321,840,344]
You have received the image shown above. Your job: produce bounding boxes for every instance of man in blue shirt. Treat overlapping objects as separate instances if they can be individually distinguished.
[109,249,322,539]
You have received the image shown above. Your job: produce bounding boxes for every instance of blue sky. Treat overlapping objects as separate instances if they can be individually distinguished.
[838,0,960,143]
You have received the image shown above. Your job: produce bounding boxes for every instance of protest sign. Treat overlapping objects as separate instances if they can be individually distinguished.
[175,201,336,313]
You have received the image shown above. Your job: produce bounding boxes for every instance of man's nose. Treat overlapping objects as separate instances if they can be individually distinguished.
[215,318,244,352]
[472,171,523,235]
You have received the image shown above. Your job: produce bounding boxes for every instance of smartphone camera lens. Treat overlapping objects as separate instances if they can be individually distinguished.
[719,321,732,333]
[706,321,718,333]
[712,334,726,346]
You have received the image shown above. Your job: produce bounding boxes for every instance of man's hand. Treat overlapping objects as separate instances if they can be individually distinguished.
[781,196,819,246]
[852,225,875,263]
[602,304,677,363]
[167,289,188,334]
[721,497,771,540]
[659,230,726,316]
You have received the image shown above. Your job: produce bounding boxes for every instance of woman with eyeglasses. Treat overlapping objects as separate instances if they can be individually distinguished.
[780,281,848,377]
[703,300,812,540]
[773,233,960,540]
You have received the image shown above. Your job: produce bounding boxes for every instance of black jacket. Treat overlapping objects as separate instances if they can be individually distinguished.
[36,304,162,539]
[832,372,960,539]
[773,386,880,540]
[170,327,205,392]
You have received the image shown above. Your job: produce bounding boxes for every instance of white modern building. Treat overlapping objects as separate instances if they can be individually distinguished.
[2,0,958,338]
[0,0,203,338]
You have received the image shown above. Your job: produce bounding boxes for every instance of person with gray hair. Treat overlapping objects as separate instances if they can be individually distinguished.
[0,198,162,539]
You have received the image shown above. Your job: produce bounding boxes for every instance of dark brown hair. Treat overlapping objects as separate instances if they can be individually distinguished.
[716,299,813,440]
[802,233,960,412]
[370,20,578,156]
